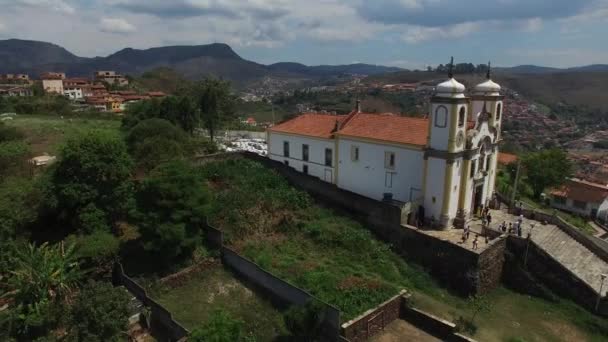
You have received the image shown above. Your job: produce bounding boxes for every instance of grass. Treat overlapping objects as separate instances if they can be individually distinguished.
[201,159,435,320]
[152,263,288,341]
[5,114,121,155]
[238,206,434,320]
[202,159,608,341]
[412,287,608,342]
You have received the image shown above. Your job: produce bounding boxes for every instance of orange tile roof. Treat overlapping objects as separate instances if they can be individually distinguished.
[498,152,518,165]
[550,179,608,203]
[337,113,429,146]
[269,113,347,139]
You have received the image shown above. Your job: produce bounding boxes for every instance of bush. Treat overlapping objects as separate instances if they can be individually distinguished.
[0,177,42,240]
[65,231,120,274]
[135,160,210,263]
[126,118,194,170]
[68,281,131,342]
[283,301,325,341]
[190,309,245,342]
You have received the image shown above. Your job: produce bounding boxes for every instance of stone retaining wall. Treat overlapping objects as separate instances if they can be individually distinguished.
[340,290,407,342]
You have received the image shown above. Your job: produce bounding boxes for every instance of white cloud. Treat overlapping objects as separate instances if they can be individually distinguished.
[100,18,136,34]
[13,0,75,14]
[401,22,481,43]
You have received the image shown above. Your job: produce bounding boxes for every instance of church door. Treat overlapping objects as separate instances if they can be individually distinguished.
[472,185,483,216]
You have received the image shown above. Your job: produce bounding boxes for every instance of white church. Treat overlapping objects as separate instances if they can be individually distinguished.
[267,65,503,229]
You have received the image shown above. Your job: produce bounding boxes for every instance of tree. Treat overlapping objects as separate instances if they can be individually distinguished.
[193,78,235,141]
[68,281,130,342]
[126,118,193,170]
[0,177,42,240]
[50,131,134,233]
[176,96,198,134]
[190,309,245,342]
[522,149,573,199]
[4,242,82,339]
[134,160,210,262]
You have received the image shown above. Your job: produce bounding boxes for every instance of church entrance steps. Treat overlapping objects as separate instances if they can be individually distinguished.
[487,209,608,297]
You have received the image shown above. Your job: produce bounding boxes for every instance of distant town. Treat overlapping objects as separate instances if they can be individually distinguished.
[0,71,166,113]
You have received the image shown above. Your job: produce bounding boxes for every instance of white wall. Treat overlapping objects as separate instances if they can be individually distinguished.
[64,88,83,100]
[424,157,446,220]
[551,197,599,218]
[268,132,336,183]
[42,79,63,94]
[337,138,424,203]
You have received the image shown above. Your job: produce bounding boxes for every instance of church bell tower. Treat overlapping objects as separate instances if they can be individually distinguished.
[423,58,469,229]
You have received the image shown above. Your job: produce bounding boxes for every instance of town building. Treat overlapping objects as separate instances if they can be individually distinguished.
[62,78,90,100]
[550,178,608,222]
[41,72,65,94]
[95,71,129,86]
[267,64,504,229]
[0,86,33,97]
[1,74,30,83]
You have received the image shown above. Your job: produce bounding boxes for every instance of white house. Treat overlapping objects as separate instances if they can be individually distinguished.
[550,179,608,222]
[267,67,504,229]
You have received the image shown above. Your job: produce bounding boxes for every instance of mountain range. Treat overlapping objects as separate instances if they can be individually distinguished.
[1,39,607,84]
[0,39,402,84]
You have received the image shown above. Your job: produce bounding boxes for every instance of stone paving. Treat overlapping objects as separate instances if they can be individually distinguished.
[370,319,441,342]
[473,209,608,296]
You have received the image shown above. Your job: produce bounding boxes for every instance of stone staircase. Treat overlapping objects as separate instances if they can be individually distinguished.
[499,211,608,296]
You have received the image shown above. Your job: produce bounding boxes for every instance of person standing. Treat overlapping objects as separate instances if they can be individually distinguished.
[473,236,479,250]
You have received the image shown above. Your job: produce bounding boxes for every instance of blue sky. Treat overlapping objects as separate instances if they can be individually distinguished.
[0,0,607,68]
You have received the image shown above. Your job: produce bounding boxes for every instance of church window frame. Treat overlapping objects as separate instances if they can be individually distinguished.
[385,151,396,170]
[283,141,290,158]
[496,103,502,120]
[351,145,360,162]
[470,159,477,178]
[325,148,333,167]
[458,107,466,127]
[434,105,448,128]
[302,144,309,161]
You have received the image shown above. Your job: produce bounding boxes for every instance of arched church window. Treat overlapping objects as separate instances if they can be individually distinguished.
[496,103,502,120]
[434,106,447,128]
[458,107,465,127]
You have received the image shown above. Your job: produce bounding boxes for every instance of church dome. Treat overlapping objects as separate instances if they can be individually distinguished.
[435,78,466,98]
[474,79,501,96]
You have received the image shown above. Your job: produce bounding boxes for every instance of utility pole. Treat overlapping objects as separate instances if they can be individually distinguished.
[510,159,522,209]
[271,102,275,125]
[596,274,607,313]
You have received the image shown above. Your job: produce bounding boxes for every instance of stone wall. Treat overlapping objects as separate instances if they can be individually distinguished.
[477,236,507,294]
[112,263,189,341]
[204,222,341,340]
[340,291,407,342]
[505,236,608,315]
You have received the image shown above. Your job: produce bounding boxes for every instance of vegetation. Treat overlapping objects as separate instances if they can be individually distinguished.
[134,160,210,264]
[153,264,288,341]
[0,94,72,116]
[126,118,194,170]
[201,159,434,319]
[68,281,131,342]
[190,309,247,342]
[413,287,608,342]
[2,242,82,340]
[192,78,236,141]
[283,301,325,341]
[522,149,573,199]
[48,131,134,234]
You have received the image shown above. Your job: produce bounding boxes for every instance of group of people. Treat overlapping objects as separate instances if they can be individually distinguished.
[461,225,489,250]
[497,214,525,237]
